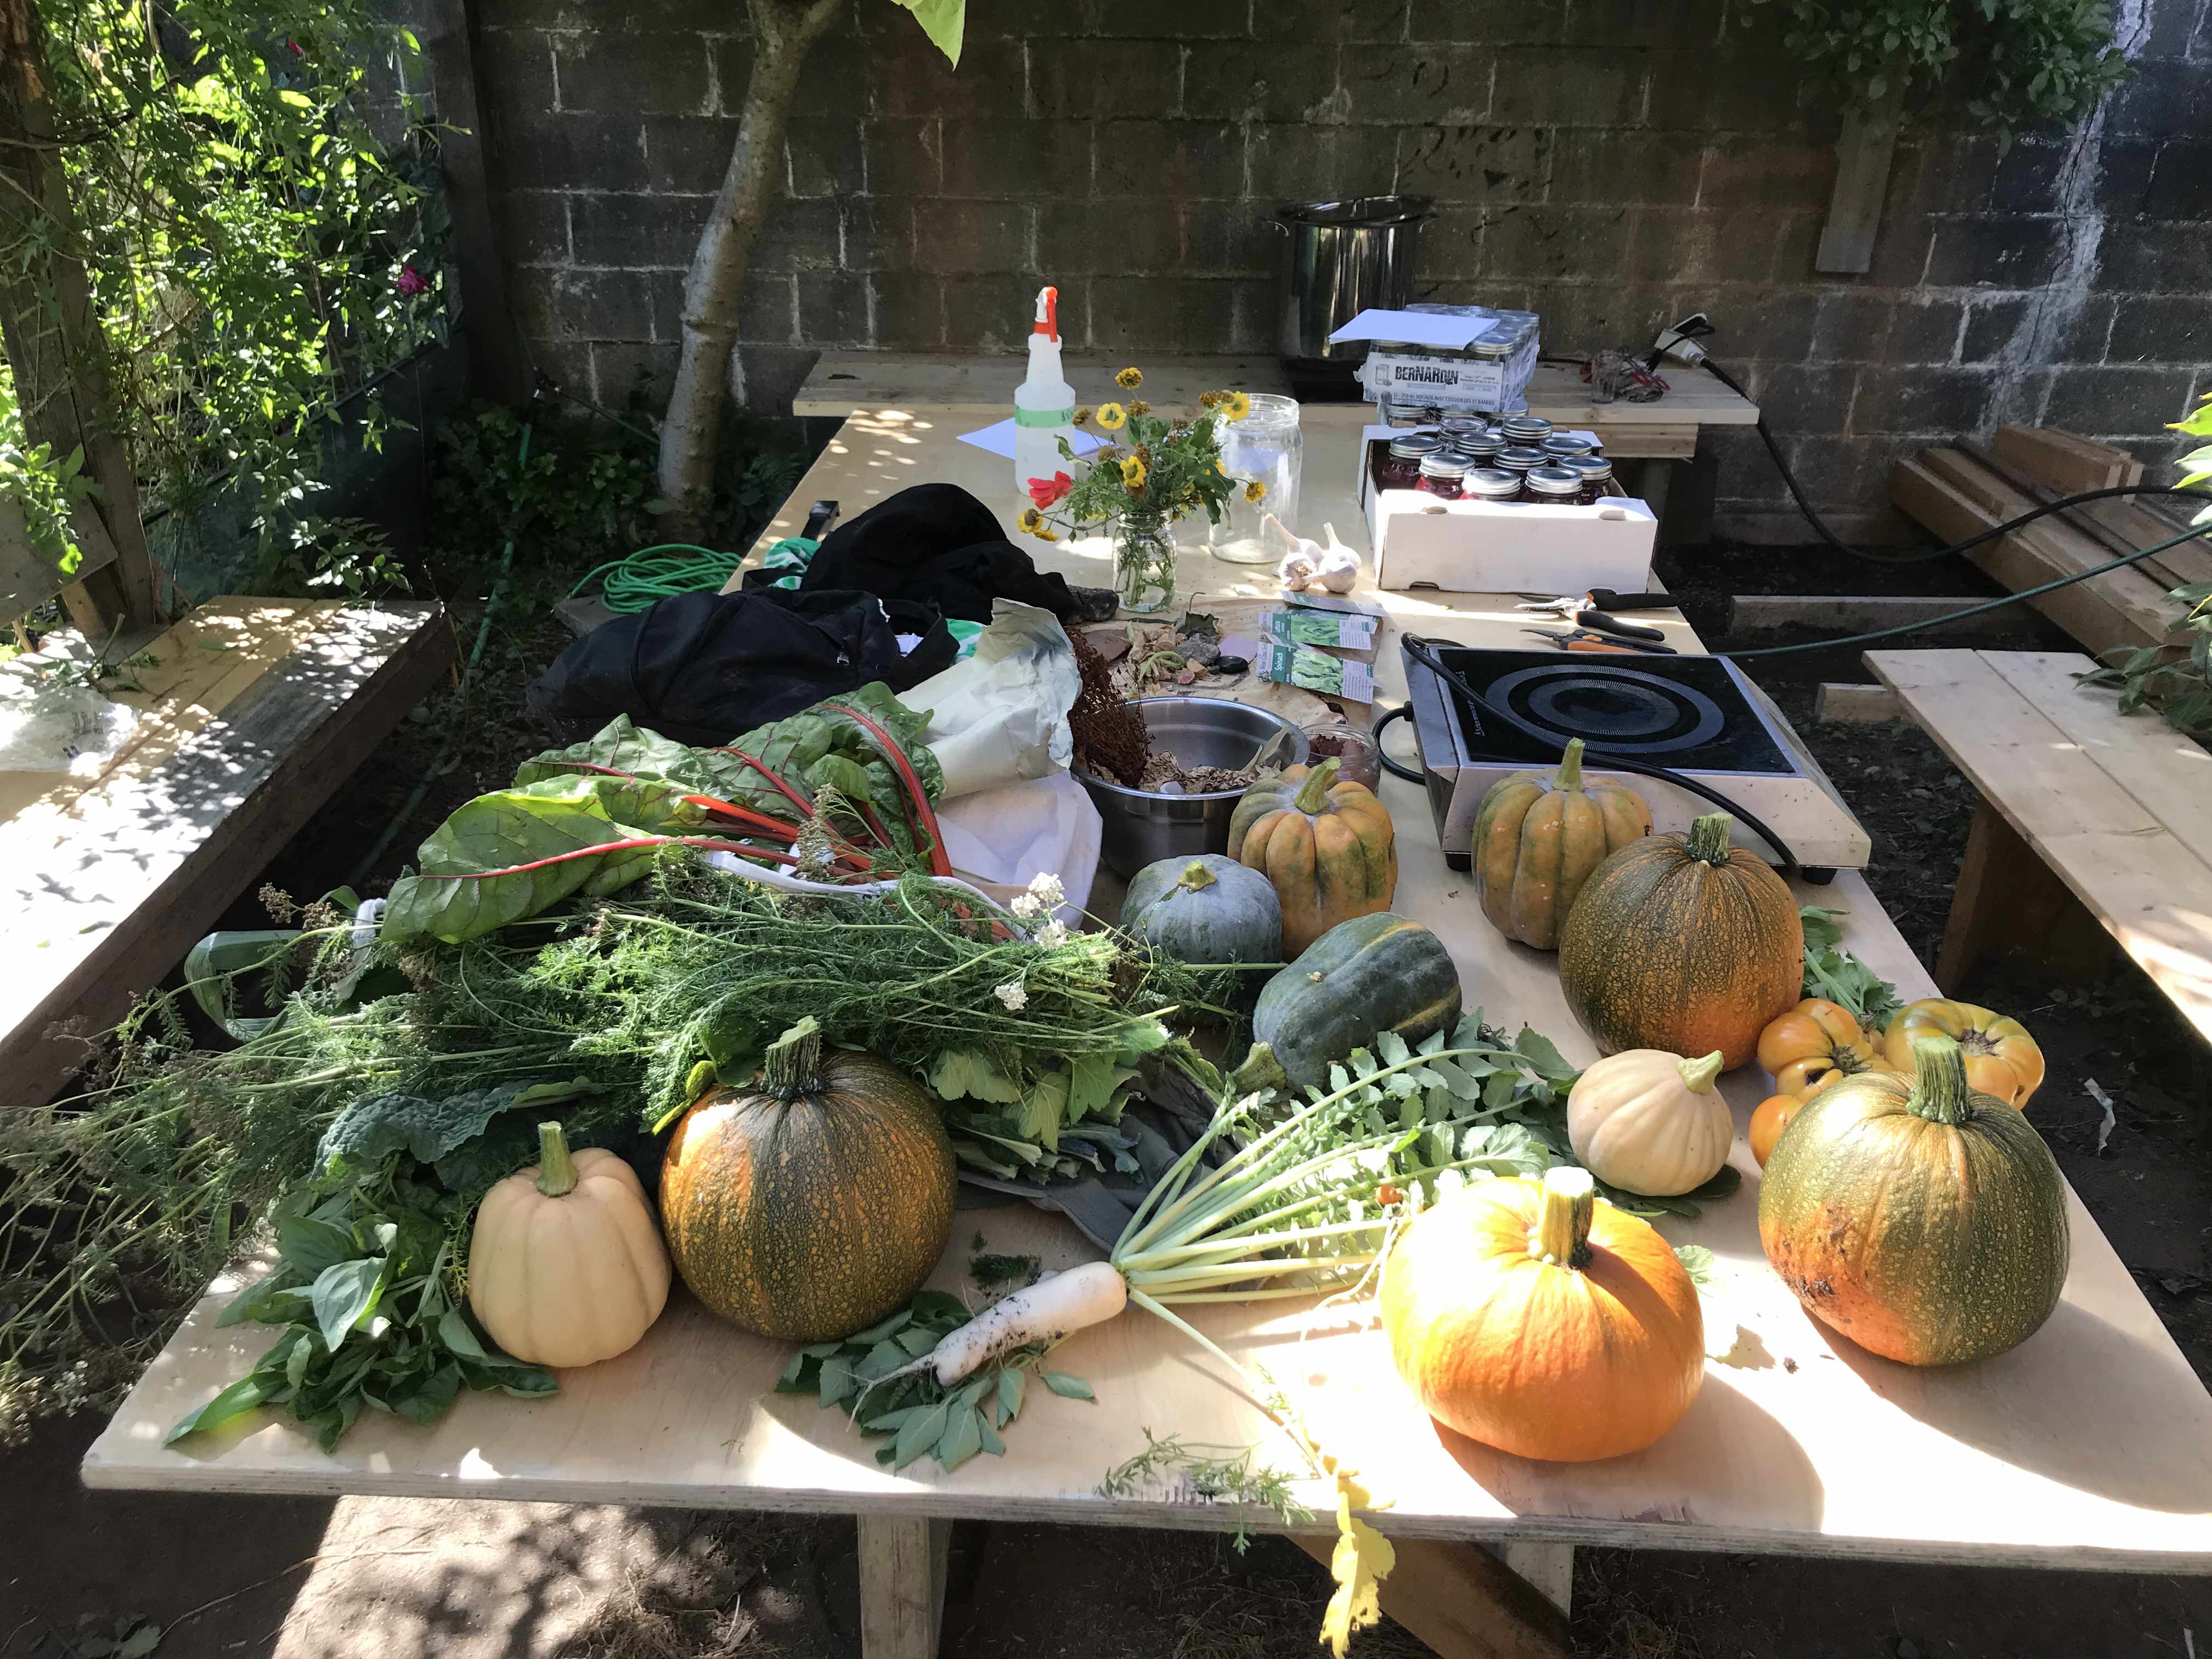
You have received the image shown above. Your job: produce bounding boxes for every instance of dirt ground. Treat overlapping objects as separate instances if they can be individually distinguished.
[6,534,2212,1659]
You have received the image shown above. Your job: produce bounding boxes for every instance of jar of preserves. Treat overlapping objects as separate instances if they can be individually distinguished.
[1571,455,1618,503]
[1462,467,1522,504]
[1378,432,1442,491]
[1523,465,1584,506]
[1438,415,1486,443]
[1448,430,1503,467]
[1417,453,1468,499]
[1541,434,1598,464]
[1500,414,1553,446]
[1495,444,1546,484]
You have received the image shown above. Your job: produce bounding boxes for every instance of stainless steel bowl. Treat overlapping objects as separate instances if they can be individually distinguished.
[1074,698,1310,878]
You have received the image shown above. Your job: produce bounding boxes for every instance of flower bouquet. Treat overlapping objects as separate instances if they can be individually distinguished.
[1015,370,1263,613]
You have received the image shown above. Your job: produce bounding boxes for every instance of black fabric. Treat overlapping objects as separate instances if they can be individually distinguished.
[526,586,957,747]
[753,482,1081,622]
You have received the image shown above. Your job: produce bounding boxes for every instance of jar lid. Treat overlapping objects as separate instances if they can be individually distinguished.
[1418,453,1468,479]
[1462,467,1522,498]
[1437,415,1485,435]
[1495,445,1547,472]
[1525,465,1584,497]
[1448,442,1502,465]
[1387,433,1444,459]
[1501,415,1553,441]
[1469,341,1510,359]
[1571,455,1616,478]
[1541,435,1597,458]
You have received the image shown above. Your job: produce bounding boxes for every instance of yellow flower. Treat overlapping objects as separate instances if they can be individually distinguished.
[1035,528,1060,542]
[1215,457,1229,476]
[1096,402,1127,430]
[1224,390,1253,421]
[1116,366,1144,390]
[1120,455,1148,489]
[1244,479,1267,504]
[1016,506,1045,535]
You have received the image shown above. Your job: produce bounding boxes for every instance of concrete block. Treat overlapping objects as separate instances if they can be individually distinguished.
[948,273,1085,352]
[1245,121,1400,200]
[490,111,647,194]
[1549,128,1703,204]
[1187,41,1345,122]
[640,116,740,196]
[1889,296,1966,364]
[907,200,1034,275]
[2104,58,2201,137]
[1697,133,1830,210]
[1489,46,1641,126]
[2145,140,2212,221]
[2041,364,2202,436]
[1090,0,1249,37]
[941,118,1093,199]
[1260,0,1407,43]
[1923,216,2064,289]
[512,266,661,342]
[1337,42,1490,123]
[1752,363,1860,436]
[2052,295,2119,363]
[1989,138,2072,215]
[1406,0,1561,42]
[1089,275,1241,351]
[2107,296,2212,365]
[797,270,871,346]
[787,117,866,198]
[865,118,945,198]
[1397,124,1547,206]
[2097,222,2212,294]
[1479,205,1632,283]
[554,33,712,115]
[738,270,797,343]
[1960,294,2034,363]
[873,273,947,349]
[502,190,572,267]
[1037,198,1268,278]
[733,344,820,414]
[1097,120,1248,200]
[867,33,1025,119]
[1028,38,1183,119]
[1811,292,1895,363]
[569,192,710,269]
[1852,365,2000,436]
[590,341,681,413]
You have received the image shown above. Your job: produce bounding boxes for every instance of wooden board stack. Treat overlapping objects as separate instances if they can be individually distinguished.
[1889,425,2210,656]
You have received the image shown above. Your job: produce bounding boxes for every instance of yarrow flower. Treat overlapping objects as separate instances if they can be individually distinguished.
[1116,366,1144,390]
[1034,919,1070,948]
[1244,479,1267,503]
[994,980,1029,1012]
[1027,872,1066,907]
[1009,893,1043,919]
[1096,402,1127,431]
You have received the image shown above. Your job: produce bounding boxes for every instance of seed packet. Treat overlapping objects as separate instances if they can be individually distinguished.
[1261,606,1380,651]
[1253,641,1376,702]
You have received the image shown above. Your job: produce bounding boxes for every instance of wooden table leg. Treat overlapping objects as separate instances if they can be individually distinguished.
[1637,458,1674,540]
[1291,1533,1570,1659]
[1492,1543,1572,1617]
[857,1514,950,1659]
[1937,798,2115,992]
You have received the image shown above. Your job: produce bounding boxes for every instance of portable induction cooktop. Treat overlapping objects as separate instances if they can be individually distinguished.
[1402,644,1872,874]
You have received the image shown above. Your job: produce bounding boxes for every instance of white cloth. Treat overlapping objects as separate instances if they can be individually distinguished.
[936,771,1101,919]
[905,601,1077,801]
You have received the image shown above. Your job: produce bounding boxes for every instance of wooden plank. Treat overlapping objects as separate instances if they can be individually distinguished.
[1991,425,2141,495]
[1730,593,2023,635]
[1936,798,2100,991]
[1494,1543,1573,1616]
[1960,438,2212,592]
[1813,682,1905,723]
[793,353,1760,431]
[857,1515,948,1659]
[2076,497,2212,589]
[1866,649,2212,1045]
[1815,80,1904,274]
[0,602,450,1108]
[1288,1534,1570,1659]
[1889,458,2154,656]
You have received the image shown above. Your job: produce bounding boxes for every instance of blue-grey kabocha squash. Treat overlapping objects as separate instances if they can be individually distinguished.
[1119,855,1282,964]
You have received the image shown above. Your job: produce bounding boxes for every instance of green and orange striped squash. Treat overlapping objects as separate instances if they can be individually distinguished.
[658,1017,956,1342]
[1758,1034,2069,1366]
[1249,911,1462,1092]
[1470,737,1652,950]
[1556,811,1803,1070]
[1228,758,1397,957]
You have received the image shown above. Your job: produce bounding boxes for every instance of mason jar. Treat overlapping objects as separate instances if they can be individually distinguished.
[1209,393,1305,564]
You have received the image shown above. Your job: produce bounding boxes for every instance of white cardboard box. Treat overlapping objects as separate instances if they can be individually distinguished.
[1356,427,1658,595]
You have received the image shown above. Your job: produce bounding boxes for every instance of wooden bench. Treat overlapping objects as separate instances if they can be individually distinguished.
[1864,648,2212,1045]
[0,598,450,1109]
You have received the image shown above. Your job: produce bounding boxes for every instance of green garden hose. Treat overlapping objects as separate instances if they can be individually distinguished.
[568,537,820,612]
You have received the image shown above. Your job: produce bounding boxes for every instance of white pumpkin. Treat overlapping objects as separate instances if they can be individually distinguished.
[468,1122,670,1367]
[1566,1049,1733,1197]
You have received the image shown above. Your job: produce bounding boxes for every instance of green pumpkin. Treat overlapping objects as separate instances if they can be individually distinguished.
[1120,855,1283,964]
[1243,912,1462,1092]
[1758,1034,2068,1367]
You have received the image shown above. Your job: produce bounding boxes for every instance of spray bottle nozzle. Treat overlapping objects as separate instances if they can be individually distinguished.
[1032,285,1059,341]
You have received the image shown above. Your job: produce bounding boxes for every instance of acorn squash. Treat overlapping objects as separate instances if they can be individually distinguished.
[1228,758,1397,956]
[1470,737,1652,950]
[1248,912,1462,1092]
[1556,812,1803,1070]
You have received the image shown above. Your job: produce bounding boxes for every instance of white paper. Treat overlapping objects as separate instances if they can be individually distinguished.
[904,600,1079,799]
[956,417,1103,461]
[1328,309,1491,349]
[936,772,1101,920]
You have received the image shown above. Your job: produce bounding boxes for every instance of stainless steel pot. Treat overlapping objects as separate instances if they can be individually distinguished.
[1272,196,1435,368]
[1074,699,1310,879]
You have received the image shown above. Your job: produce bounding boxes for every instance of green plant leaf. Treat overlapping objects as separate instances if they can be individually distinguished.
[1041,1370,1094,1401]
[311,1257,384,1352]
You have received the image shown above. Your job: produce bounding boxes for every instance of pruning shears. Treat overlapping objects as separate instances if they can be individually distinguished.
[1520,627,1678,656]
[1514,589,1675,643]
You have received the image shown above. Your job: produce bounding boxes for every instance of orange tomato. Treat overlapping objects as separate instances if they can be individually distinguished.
[1756,997,1889,1098]
[1881,999,2044,1108]
[1748,1093,1805,1167]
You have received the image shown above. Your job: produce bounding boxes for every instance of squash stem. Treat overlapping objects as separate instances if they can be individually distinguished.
[1554,737,1584,792]
[761,1016,823,1101]
[1177,859,1217,893]
[1906,1034,1973,1126]
[1290,756,1341,814]
[535,1121,578,1197]
[1677,1050,1725,1094]
[1531,1165,1594,1269]
[1686,811,1735,866]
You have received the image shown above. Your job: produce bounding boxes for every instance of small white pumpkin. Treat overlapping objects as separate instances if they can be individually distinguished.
[1566,1049,1732,1197]
[468,1122,670,1367]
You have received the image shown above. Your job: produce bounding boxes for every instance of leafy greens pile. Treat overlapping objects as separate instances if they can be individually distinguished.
[1799,905,1906,1032]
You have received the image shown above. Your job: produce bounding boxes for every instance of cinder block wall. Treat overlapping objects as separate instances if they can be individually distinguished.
[472,0,2212,535]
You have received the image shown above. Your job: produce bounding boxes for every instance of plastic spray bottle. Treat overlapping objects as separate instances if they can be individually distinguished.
[1013,286,1079,499]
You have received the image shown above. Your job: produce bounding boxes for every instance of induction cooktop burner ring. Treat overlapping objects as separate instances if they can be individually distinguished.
[1482,663,1729,756]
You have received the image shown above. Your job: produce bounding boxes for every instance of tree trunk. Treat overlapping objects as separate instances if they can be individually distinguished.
[657,0,842,541]
[0,0,162,630]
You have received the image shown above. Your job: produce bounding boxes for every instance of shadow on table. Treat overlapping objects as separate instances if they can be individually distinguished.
[1426,1372,1826,1534]
[1822,1297,2212,1515]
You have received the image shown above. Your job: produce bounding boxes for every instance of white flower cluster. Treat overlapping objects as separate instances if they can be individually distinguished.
[1034,919,1069,949]
[994,980,1029,1012]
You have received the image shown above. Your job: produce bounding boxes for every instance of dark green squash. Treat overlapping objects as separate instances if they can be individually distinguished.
[1120,855,1282,964]
[658,1018,956,1342]
[1245,912,1462,1092]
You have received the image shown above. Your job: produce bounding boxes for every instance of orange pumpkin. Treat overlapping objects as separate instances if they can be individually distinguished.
[1227,758,1397,956]
[1881,999,2043,1108]
[1757,998,1898,1098]
[1748,1093,1805,1167]
[1380,1166,1704,1463]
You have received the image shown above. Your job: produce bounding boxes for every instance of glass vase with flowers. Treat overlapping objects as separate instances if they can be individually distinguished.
[1015,369,1255,614]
